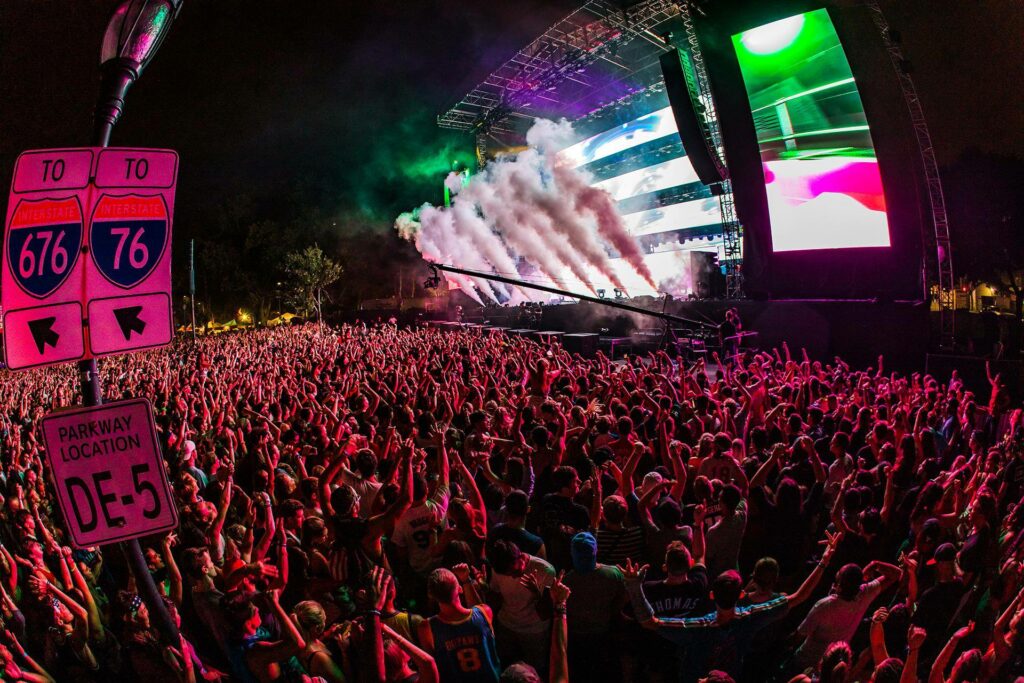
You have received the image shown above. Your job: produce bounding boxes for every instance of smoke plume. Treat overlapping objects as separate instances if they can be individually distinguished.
[395,117,656,301]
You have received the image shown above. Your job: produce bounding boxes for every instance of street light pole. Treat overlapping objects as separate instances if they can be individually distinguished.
[189,239,197,344]
[83,0,184,646]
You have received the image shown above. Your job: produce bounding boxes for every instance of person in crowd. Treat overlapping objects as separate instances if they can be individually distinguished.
[562,531,626,682]
[621,527,841,681]
[418,566,501,683]
[0,322,1022,683]
[486,540,555,673]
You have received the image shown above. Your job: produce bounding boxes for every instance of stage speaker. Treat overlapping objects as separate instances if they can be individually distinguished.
[660,48,728,186]
[690,251,725,299]
[563,333,599,357]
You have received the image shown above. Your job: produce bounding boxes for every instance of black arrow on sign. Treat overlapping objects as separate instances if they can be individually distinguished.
[27,317,60,354]
[113,306,146,340]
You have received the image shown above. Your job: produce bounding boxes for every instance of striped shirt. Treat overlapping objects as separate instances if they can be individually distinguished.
[595,525,646,566]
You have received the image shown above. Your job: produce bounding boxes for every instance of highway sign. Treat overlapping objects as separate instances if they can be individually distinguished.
[85,148,176,356]
[12,149,93,193]
[3,303,85,369]
[88,293,173,355]
[2,147,178,369]
[3,193,89,369]
[40,398,177,547]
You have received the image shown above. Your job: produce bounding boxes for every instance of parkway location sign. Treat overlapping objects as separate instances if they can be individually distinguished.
[3,147,178,370]
[40,398,177,547]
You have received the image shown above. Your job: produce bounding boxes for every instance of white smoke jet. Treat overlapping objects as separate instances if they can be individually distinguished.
[506,152,626,291]
[395,117,655,301]
[444,171,464,197]
[554,162,658,290]
[395,210,486,304]
[460,170,590,295]
[419,205,504,303]
[525,117,575,154]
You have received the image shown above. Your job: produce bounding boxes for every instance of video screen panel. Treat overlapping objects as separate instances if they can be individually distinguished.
[559,106,679,168]
[541,104,730,298]
[592,156,700,202]
[732,9,890,252]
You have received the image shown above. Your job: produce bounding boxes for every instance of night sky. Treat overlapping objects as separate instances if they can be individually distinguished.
[1,0,1022,269]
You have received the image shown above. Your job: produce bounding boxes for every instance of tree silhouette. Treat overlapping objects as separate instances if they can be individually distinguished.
[946,151,1024,321]
[282,245,343,326]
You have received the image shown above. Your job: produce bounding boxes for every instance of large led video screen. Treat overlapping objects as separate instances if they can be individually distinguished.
[559,106,679,168]
[732,9,891,252]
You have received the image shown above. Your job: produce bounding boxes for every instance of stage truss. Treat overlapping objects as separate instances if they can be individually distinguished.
[438,0,682,136]
[439,0,746,300]
[679,2,742,299]
[864,0,954,349]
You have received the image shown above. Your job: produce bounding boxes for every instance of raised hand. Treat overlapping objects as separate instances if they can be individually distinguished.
[953,621,975,640]
[907,625,927,650]
[518,571,543,595]
[550,570,570,609]
[821,529,843,565]
[693,503,707,526]
[617,558,649,582]
[365,565,390,612]
[452,563,473,584]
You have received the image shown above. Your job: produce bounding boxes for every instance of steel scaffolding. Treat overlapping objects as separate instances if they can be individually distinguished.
[864,0,954,349]
[438,0,681,134]
[680,2,743,298]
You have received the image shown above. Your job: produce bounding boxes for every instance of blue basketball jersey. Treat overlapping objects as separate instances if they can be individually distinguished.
[428,606,501,683]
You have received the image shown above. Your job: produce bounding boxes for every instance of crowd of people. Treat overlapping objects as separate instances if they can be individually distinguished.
[0,322,1021,683]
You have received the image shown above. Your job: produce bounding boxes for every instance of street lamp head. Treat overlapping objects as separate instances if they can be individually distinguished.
[93,0,182,146]
[100,0,182,77]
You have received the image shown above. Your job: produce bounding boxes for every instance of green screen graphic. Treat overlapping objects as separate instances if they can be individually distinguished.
[732,9,891,251]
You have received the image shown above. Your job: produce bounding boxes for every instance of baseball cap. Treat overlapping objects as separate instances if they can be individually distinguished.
[932,542,957,564]
[571,532,598,574]
[919,518,941,543]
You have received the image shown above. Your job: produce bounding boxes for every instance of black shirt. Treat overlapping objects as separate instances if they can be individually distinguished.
[488,523,544,556]
[643,565,711,618]
[913,578,966,635]
[539,494,590,536]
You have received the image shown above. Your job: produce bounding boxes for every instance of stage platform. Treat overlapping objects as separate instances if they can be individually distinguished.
[465,299,929,371]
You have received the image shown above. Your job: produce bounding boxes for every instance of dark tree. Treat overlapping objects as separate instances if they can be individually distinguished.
[945,151,1024,329]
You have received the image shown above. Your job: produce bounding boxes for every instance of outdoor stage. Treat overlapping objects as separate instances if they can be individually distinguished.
[471,298,929,370]
[355,297,930,372]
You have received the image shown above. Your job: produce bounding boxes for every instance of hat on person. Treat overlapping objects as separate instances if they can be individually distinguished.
[639,471,663,498]
[919,517,941,543]
[570,532,598,574]
[932,542,957,564]
[181,439,197,460]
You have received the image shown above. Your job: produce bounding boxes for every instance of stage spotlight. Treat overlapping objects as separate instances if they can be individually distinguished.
[597,289,606,299]
[614,288,625,299]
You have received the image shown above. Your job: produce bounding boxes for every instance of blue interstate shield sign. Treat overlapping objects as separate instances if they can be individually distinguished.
[7,222,83,298]
[89,195,168,289]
